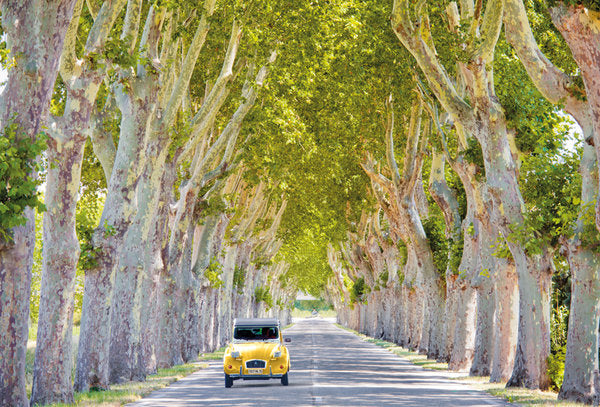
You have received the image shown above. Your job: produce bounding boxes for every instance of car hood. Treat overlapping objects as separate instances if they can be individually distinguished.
[232,342,280,360]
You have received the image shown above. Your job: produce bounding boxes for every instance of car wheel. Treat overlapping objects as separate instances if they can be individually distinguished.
[281,372,289,386]
[225,374,233,388]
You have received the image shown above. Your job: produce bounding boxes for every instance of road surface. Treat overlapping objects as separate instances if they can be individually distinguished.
[128,318,513,406]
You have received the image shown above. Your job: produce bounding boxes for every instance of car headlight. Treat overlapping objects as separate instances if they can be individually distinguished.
[231,351,241,358]
[272,350,282,358]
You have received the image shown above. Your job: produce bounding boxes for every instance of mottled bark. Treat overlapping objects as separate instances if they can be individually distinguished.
[75,72,158,392]
[470,280,494,376]
[33,0,127,399]
[0,1,77,404]
[362,98,444,359]
[490,258,518,382]
[559,143,600,403]
[393,0,552,388]
[181,223,200,363]
[0,211,35,407]
[470,220,496,377]
[449,278,476,371]
[110,136,172,382]
[428,149,462,362]
[31,133,85,405]
[441,274,458,362]
[548,5,600,231]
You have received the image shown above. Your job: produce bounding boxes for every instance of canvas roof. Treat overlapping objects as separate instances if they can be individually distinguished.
[233,318,280,327]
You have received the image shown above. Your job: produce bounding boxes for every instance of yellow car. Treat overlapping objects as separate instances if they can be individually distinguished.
[223,318,291,388]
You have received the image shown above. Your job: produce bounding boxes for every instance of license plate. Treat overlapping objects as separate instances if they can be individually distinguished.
[248,368,263,374]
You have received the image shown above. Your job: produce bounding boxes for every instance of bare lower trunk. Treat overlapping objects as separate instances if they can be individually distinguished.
[181,225,200,363]
[0,1,76,403]
[469,281,495,376]
[0,212,35,406]
[559,144,600,403]
[397,285,409,346]
[31,135,85,404]
[441,274,459,362]
[406,287,423,351]
[425,277,444,360]
[419,300,430,355]
[76,80,154,390]
[109,141,170,383]
[449,279,476,371]
[506,251,552,389]
[75,249,115,391]
[559,245,600,403]
[490,259,518,382]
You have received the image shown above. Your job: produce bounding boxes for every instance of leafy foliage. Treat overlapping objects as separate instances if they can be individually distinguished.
[253,286,273,309]
[204,257,224,288]
[294,299,333,311]
[422,216,449,276]
[233,265,246,294]
[350,276,367,304]
[547,304,569,391]
[0,122,47,241]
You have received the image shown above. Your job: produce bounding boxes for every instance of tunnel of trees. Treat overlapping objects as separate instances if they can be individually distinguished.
[2,0,600,405]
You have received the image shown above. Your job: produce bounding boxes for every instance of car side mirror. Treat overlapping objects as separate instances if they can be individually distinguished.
[284,338,291,343]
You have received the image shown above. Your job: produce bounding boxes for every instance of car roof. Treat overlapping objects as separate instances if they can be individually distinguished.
[233,318,280,327]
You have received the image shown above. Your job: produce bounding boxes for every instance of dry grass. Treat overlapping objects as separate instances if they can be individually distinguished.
[47,363,204,406]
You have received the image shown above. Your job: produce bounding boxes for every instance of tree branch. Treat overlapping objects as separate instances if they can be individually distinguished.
[84,0,128,55]
[503,0,584,108]
[86,0,101,20]
[121,0,142,53]
[474,0,503,63]
[161,0,217,129]
[402,97,423,188]
[59,0,84,82]
[384,95,402,189]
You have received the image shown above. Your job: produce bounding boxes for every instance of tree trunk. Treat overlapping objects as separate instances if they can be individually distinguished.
[469,281,495,376]
[441,274,458,362]
[31,134,85,405]
[449,279,476,371]
[109,136,169,383]
[0,1,76,404]
[549,5,600,230]
[490,258,518,383]
[449,213,477,372]
[559,143,600,403]
[76,77,155,391]
[0,213,35,406]
[506,250,553,389]
[181,224,200,363]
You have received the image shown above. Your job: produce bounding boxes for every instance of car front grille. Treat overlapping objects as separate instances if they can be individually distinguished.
[245,359,266,369]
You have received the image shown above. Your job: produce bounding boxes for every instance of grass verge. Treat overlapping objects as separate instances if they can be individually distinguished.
[46,363,204,407]
[199,346,227,361]
[335,324,587,407]
[26,323,206,406]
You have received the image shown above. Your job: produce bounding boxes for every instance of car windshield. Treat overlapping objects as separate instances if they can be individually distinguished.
[233,326,279,342]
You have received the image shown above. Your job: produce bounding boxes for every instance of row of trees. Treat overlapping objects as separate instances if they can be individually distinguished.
[0,1,303,405]
[328,0,600,404]
[3,0,600,406]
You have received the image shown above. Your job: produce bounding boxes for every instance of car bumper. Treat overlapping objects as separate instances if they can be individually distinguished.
[227,366,286,380]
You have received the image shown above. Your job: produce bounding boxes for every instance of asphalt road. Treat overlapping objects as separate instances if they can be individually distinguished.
[128,318,513,406]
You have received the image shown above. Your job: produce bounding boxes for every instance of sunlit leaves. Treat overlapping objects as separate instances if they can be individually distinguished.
[0,122,47,241]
